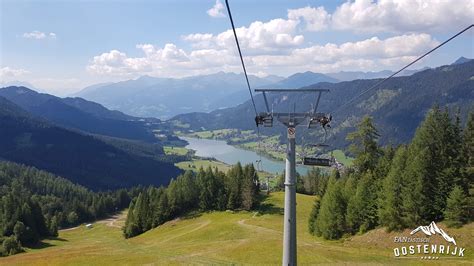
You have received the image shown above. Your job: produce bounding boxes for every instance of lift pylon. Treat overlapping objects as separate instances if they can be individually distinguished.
[254,88,330,266]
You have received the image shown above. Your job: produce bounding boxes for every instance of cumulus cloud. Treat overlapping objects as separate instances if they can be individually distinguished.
[0,67,30,80]
[22,30,57,39]
[288,6,330,31]
[207,0,226,18]
[88,0,463,78]
[290,0,474,33]
[87,33,439,77]
[184,18,304,52]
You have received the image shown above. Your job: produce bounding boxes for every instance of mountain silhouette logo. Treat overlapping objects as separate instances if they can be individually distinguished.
[410,221,456,245]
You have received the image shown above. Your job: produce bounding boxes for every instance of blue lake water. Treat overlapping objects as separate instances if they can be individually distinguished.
[182,137,310,175]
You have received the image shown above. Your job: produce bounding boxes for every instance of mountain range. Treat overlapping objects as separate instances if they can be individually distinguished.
[74,72,283,119]
[72,66,438,120]
[171,59,474,148]
[0,86,158,142]
[0,94,182,190]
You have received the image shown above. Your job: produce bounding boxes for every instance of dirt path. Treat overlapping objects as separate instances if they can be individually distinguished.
[160,220,211,243]
[97,213,123,228]
[60,213,124,232]
[237,219,280,234]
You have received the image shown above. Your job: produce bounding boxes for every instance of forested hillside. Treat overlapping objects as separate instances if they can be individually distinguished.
[123,163,259,238]
[0,96,182,190]
[0,161,136,256]
[308,107,473,239]
[0,86,156,142]
[171,60,474,148]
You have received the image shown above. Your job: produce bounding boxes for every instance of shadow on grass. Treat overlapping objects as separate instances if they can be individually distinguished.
[256,193,283,216]
[26,237,67,250]
[182,211,202,220]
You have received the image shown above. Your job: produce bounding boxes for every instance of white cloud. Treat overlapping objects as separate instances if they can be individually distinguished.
[184,18,304,52]
[288,6,330,31]
[22,30,57,39]
[0,67,30,81]
[251,34,438,69]
[87,33,439,78]
[291,0,474,33]
[88,1,467,79]
[207,0,226,18]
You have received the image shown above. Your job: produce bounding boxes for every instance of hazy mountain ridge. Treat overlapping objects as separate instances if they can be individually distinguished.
[0,96,181,190]
[75,72,279,119]
[0,86,157,142]
[170,60,474,148]
[74,66,436,120]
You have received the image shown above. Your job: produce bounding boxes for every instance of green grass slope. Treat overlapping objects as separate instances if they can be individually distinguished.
[1,192,472,265]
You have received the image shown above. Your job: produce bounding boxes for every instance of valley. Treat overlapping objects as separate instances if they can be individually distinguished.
[1,1,473,264]
[177,128,353,170]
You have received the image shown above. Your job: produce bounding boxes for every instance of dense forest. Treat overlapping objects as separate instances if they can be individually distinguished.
[308,106,473,239]
[0,162,137,256]
[0,86,157,142]
[0,96,182,190]
[123,163,259,238]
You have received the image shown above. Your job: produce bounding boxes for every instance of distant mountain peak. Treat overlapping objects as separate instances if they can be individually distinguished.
[452,56,472,65]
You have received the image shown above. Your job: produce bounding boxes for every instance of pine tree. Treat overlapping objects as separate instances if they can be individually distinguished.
[308,199,321,235]
[404,106,460,222]
[346,172,378,234]
[123,201,139,238]
[401,147,428,226]
[226,163,243,209]
[444,186,468,228]
[346,116,381,173]
[463,111,474,221]
[379,146,408,231]
[13,221,26,243]
[241,164,257,210]
[314,176,346,239]
[49,216,58,237]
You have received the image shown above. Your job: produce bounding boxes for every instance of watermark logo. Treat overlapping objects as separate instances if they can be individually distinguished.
[393,221,466,260]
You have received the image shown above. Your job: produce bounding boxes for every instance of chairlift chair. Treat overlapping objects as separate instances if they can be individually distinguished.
[301,143,335,167]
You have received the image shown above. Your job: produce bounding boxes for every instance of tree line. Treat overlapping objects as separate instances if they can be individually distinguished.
[274,168,330,197]
[0,162,136,256]
[309,106,473,240]
[123,163,259,238]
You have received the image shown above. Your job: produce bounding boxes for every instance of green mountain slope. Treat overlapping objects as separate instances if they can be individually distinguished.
[0,96,181,190]
[0,192,472,264]
[171,60,474,148]
[0,86,156,142]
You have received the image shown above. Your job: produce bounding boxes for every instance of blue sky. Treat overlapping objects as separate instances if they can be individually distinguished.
[1,0,473,95]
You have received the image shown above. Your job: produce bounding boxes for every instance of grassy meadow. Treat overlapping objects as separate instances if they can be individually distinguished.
[1,192,471,265]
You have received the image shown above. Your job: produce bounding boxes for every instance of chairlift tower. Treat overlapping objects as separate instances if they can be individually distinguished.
[254,88,330,266]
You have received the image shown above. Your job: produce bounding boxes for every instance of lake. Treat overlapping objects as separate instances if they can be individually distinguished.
[181,137,310,175]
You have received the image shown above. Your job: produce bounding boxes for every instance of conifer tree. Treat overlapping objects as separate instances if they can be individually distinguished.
[346,116,381,173]
[346,172,378,234]
[241,164,257,210]
[308,199,321,236]
[444,186,468,228]
[314,175,346,239]
[401,147,428,226]
[379,146,408,231]
[404,106,460,222]
[463,111,474,221]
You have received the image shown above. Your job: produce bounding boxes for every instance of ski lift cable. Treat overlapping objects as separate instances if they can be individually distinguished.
[224,0,258,117]
[225,0,265,177]
[333,24,474,116]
